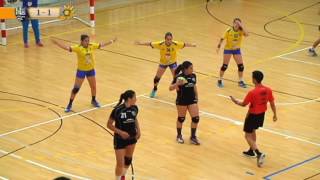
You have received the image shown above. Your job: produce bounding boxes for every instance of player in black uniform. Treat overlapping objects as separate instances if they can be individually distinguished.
[107,90,141,180]
[169,61,200,145]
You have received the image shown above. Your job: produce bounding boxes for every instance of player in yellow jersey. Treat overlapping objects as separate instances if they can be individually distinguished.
[51,34,117,112]
[216,18,249,88]
[135,32,196,98]
[308,25,320,57]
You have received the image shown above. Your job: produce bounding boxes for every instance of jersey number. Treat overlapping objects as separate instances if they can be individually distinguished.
[121,113,127,119]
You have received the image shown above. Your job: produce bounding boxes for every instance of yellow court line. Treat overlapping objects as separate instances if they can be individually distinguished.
[245,2,305,67]
[7,2,205,46]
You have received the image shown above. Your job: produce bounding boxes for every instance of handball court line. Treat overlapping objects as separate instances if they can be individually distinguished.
[0,149,90,180]
[0,176,9,180]
[0,94,146,138]
[141,95,320,147]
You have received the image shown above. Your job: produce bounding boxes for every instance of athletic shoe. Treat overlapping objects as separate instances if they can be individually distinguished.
[243,150,256,158]
[121,175,125,180]
[91,100,101,108]
[36,42,44,47]
[176,135,184,144]
[150,90,157,98]
[65,104,72,113]
[24,43,29,48]
[257,153,266,167]
[308,48,318,57]
[217,80,224,88]
[238,81,247,88]
[190,136,200,145]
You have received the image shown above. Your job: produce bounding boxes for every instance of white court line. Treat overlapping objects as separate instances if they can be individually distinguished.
[216,93,320,106]
[0,149,22,159]
[142,95,320,147]
[0,94,146,138]
[274,47,310,58]
[26,160,91,180]
[277,56,320,66]
[0,148,90,180]
[287,73,320,84]
[0,176,9,180]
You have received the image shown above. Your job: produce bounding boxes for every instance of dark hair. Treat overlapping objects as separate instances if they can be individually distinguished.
[252,70,264,83]
[174,61,193,76]
[53,177,71,180]
[80,34,89,41]
[115,90,136,107]
[233,18,241,23]
[165,32,173,39]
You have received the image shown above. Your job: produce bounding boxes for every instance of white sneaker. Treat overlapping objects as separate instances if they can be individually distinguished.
[257,153,266,167]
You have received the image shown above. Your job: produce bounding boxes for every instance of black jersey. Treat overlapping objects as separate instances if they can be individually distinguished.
[172,73,197,105]
[110,104,138,138]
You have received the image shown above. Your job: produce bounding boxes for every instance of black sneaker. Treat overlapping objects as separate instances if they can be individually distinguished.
[257,153,266,167]
[190,136,200,145]
[308,48,318,57]
[243,150,256,158]
[238,81,247,88]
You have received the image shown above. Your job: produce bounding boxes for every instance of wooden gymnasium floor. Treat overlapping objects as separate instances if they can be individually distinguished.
[0,0,319,179]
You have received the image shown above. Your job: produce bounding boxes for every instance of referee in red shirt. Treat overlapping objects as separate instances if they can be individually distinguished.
[230,70,277,167]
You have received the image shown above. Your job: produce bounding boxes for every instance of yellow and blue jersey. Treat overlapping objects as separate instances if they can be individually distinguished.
[223,27,244,50]
[70,43,100,71]
[151,40,185,65]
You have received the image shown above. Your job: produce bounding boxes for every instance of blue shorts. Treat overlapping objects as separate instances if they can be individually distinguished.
[76,69,96,79]
[224,49,241,55]
[159,62,178,69]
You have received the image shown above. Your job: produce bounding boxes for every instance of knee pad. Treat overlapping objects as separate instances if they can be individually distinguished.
[192,116,200,123]
[153,77,161,84]
[177,117,186,123]
[220,64,228,71]
[124,156,132,166]
[238,64,244,72]
[72,87,80,94]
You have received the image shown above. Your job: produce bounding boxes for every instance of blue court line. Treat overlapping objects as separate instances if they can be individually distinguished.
[263,154,320,180]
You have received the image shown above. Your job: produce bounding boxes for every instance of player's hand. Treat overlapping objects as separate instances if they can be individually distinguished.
[136,131,141,140]
[111,37,117,43]
[216,44,221,54]
[230,96,237,103]
[216,47,220,54]
[176,79,185,86]
[119,131,130,139]
[134,40,140,45]
[273,115,277,122]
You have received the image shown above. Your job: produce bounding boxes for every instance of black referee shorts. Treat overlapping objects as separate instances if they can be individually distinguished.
[243,112,265,133]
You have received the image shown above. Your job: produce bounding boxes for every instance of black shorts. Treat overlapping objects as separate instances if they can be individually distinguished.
[243,112,265,133]
[114,136,137,150]
[176,99,198,106]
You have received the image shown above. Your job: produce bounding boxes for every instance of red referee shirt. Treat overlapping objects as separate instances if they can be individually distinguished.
[243,84,274,114]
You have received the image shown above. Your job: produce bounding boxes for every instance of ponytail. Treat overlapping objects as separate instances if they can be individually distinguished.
[115,93,125,107]
[174,61,193,76]
[114,90,136,108]
[174,64,184,76]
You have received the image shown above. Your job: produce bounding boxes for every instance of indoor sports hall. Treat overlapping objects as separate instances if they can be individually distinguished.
[0,0,319,179]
